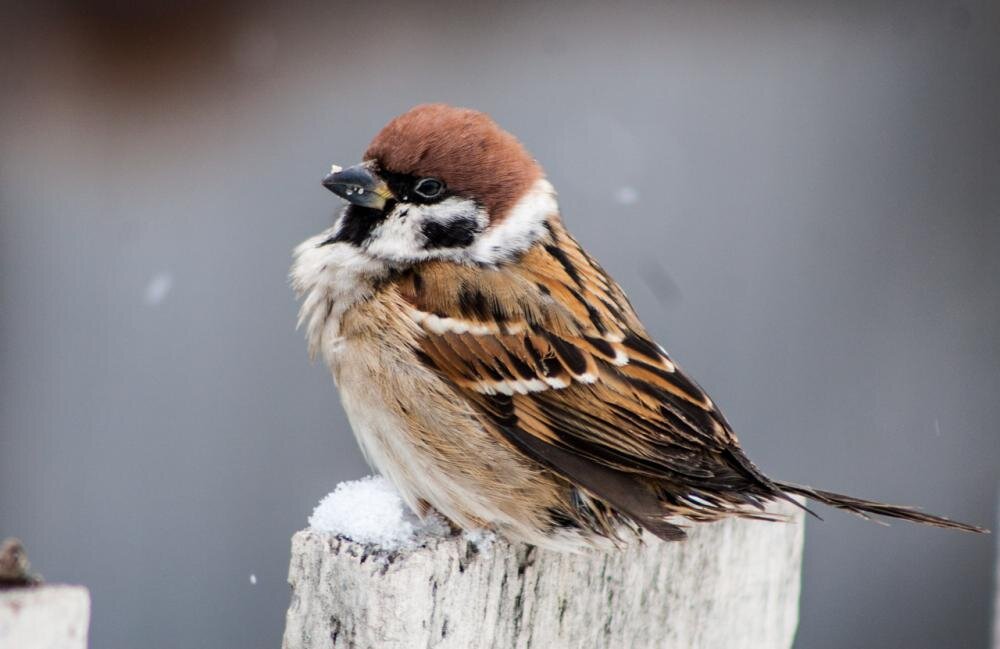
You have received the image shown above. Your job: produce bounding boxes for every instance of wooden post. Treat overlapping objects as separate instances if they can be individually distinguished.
[282,497,804,649]
[0,585,90,649]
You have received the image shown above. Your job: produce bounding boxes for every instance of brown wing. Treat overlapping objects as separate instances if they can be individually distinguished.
[399,220,783,539]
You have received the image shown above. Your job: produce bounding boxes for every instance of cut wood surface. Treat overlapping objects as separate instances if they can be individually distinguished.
[282,499,805,649]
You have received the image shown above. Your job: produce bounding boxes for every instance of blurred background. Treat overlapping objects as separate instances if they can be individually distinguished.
[1,0,997,647]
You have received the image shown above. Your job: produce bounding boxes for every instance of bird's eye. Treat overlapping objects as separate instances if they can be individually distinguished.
[413,178,445,199]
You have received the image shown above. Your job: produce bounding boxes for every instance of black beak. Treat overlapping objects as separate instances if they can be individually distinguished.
[321,163,393,210]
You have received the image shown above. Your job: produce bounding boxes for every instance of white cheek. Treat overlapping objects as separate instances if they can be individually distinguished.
[357,178,557,265]
[363,205,426,260]
[363,198,487,263]
[470,178,557,264]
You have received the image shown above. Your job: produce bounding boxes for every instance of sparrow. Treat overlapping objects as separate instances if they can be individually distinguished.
[292,104,986,549]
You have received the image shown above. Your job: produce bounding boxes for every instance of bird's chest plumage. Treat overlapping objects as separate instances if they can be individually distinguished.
[327,291,562,542]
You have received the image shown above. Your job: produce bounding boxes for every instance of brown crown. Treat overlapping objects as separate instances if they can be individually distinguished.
[364,104,543,223]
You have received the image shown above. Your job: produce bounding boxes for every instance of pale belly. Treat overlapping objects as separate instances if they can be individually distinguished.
[326,302,566,547]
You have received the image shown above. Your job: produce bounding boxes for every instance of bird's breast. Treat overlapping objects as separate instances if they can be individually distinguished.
[291,235,390,365]
[329,291,573,546]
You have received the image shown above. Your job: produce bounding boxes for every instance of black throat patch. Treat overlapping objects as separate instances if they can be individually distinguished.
[327,204,393,247]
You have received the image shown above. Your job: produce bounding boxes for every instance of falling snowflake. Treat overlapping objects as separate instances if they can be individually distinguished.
[615,186,639,205]
[143,272,173,306]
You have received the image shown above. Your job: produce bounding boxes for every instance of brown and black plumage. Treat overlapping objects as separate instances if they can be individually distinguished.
[292,103,986,549]
[397,220,983,541]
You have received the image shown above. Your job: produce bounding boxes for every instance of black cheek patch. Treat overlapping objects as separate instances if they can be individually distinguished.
[421,217,480,249]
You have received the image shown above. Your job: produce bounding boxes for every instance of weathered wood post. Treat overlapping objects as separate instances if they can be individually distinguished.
[0,539,90,649]
[0,586,90,649]
[281,478,805,649]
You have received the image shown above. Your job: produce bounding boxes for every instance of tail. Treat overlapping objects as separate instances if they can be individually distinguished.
[774,480,988,534]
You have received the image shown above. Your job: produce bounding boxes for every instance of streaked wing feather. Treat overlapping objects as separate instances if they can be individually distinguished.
[399,220,777,531]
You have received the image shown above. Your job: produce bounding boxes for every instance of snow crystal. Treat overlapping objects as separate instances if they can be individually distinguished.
[308,476,450,550]
[249,574,257,585]
[615,186,639,205]
[143,272,173,306]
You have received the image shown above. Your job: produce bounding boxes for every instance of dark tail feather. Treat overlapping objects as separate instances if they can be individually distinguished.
[774,480,988,534]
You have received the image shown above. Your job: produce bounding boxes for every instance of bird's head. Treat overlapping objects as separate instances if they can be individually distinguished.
[319,104,557,266]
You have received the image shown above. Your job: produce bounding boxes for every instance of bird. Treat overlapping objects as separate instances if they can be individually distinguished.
[292,103,986,550]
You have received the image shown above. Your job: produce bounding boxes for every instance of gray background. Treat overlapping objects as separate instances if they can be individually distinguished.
[1,1,997,647]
